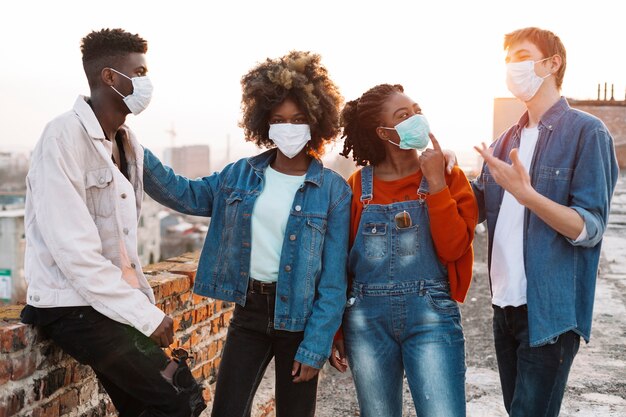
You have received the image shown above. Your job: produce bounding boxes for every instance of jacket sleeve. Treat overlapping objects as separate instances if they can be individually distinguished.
[566,127,619,247]
[294,183,351,369]
[143,147,219,217]
[30,137,164,336]
[426,167,479,262]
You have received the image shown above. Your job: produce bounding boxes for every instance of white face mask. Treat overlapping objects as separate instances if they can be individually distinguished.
[268,124,311,158]
[109,68,153,115]
[506,57,552,102]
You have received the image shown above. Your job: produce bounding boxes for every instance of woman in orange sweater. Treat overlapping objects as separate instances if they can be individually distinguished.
[331,84,477,417]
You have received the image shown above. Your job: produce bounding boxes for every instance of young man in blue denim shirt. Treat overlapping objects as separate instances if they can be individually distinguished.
[473,27,619,416]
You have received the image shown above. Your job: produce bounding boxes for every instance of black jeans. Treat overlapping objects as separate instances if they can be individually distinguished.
[211,280,318,417]
[493,305,580,417]
[41,307,191,417]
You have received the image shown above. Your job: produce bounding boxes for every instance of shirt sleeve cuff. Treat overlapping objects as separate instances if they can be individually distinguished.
[573,223,588,243]
[424,185,452,208]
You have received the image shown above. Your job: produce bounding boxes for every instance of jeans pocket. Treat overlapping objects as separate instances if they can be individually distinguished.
[426,288,459,314]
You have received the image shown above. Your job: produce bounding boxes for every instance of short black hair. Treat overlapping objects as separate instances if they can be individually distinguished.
[340,84,404,166]
[239,51,343,157]
[80,28,147,89]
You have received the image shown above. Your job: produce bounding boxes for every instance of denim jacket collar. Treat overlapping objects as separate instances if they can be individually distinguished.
[247,148,324,187]
[513,97,570,135]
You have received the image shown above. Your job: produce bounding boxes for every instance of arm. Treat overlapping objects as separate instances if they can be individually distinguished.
[426,168,478,262]
[30,138,164,336]
[294,185,351,375]
[143,147,219,217]
[471,166,487,224]
[474,128,618,245]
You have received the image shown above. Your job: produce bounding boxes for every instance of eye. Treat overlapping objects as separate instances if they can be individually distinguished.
[270,118,285,125]
[293,117,308,124]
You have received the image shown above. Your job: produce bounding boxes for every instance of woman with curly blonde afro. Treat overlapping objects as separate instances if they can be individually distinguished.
[142,50,351,417]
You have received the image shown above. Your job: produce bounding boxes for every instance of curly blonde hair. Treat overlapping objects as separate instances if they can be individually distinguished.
[240,51,343,156]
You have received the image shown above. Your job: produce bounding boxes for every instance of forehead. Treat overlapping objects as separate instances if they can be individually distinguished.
[270,97,303,115]
[382,92,414,113]
[120,52,147,70]
[506,40,542,59]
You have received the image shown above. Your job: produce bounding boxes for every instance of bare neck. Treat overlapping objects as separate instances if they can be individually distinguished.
[271,149,311,176]
[374,144,420,180]
[525,87,561,128]
[89,90,127,141]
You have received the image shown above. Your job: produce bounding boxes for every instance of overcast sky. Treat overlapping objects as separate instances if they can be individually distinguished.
[1,0,623,169]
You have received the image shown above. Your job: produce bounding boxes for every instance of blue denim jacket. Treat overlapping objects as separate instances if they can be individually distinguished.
[143,148,351,368]
[473,97,619,347]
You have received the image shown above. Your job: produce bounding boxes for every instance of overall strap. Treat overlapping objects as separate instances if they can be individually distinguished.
[360,165,374,205]
[417,175,429,200]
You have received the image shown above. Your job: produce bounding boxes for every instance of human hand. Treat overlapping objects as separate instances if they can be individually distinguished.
[474,142,534,205]
[329,339,348,372]
[292,361,320,383]
[442,148,458,174]
[150,316,174,347]
[419,133,446,193]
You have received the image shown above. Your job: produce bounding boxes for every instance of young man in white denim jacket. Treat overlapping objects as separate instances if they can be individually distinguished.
[21,28,195,417]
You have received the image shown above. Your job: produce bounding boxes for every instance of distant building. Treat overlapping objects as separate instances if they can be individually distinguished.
[163,145,211,179]
[0,209,25,304]
[492,86,626,170]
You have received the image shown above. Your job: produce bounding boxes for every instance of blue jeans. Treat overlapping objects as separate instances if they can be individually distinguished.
[343,281,466,417]
[493,305,580,417]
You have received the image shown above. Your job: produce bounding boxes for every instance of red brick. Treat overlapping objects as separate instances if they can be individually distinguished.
[1,389,25,417]
[0,324,30,353]
[191,365,203,380]
[58,388,79,415]
[79,380,99,404]
[32,398,60,417]
[0,358,12,385]
[11,350,37,380]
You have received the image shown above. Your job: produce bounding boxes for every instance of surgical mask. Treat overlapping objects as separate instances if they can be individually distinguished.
[109,68,154,115]
[506,57,552,102]
[268,123,311,158]
[381,114,430,151]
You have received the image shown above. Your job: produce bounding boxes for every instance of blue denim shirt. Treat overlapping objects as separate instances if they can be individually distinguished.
[473,97,619,347]
[143,148,351,368]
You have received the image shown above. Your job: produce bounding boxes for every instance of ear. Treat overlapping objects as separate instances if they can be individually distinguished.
[375,126,390,142]
[549,55,562,74]
[101,68,115,86]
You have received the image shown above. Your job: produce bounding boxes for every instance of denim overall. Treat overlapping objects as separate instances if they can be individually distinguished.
[343,165,466,417]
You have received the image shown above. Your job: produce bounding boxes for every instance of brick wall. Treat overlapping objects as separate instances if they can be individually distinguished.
[0,252,275,417]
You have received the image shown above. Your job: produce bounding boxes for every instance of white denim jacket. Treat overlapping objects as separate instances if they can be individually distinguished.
[24,96,164,336]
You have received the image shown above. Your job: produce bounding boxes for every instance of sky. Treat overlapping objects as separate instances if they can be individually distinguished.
[0,0,624,170]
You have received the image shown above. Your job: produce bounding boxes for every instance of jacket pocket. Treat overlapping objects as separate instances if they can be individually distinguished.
[305,217,327,256]
[536,166,573,202]
[362,223,387,259]
[85,167,114,218]
[224,192,243,228]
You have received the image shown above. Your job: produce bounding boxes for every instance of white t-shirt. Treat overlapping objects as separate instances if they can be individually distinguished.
[490,126,539,307]
[249,166,305,283]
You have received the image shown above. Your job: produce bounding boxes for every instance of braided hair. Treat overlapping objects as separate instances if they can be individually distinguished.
[340,84,404,166]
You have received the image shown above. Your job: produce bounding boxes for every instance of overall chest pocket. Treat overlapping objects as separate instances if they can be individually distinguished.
[362,223,387,259]
[396,224,419,256]
[85,167,115,218]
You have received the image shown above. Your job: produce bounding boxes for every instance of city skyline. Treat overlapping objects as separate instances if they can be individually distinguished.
[1,0,625,171]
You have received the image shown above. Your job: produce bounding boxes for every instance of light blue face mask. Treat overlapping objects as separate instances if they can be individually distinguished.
[381,114,431,151]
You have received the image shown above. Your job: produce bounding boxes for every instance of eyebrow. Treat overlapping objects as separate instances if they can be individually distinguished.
[507,49,531,61]
[271,112,306,118]
[393,107,410,118]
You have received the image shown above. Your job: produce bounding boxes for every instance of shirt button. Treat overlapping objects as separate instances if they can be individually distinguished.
[280,295,288,302]
[295,205,301,212]
[142,324,149,332]
[98,177,105,184]
[289,234,296,241]
[123,228,129,235]
[279,323,286,329]
[131,263,136,268]
[121,193,127,199]
[284,265,292,272]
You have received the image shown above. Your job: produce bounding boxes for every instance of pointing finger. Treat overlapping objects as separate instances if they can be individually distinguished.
[428,133,441,151]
